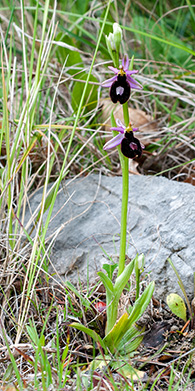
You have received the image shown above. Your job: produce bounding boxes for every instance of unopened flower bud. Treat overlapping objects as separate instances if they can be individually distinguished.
[137,253,145,270]
[107,32,116,51]
[113,23,122,53]
[106,34,115,63]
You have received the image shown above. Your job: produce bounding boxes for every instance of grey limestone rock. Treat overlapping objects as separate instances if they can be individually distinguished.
[24,174,195,299]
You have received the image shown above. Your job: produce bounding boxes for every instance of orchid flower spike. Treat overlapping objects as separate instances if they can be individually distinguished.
[104,119,144,159]
[102,56,142,104]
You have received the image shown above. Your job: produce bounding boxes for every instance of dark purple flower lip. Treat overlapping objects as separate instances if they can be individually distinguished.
[110,73,131,104]
[103,119,144,159]
[121,131,143,159]
[102,56,142,104]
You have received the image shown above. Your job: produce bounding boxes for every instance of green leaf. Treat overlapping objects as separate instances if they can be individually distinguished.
[70,322,107,352]
[75,0,88,14]
[97,271,114,295]
[114,259,135,302]
[103,313,130,352]
[126,282,155,328]
[62,345,69,361]
[90,354,146,383]
[117,325,144,354]
[103,263,118,279]
[88,354,112,371]
[2,363,14,382]
[71,72,98,114]
[26,324,39,346]
[104,283,154,353]
[111,359,146,382]
[60,26,106,54]
[55,33,83,75]
[167,258,192,319]
[166,293,187,322]
[39,334,45,347]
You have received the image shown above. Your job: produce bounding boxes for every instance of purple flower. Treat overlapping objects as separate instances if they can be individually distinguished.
[102,56,142,104]
[104,119,144,159]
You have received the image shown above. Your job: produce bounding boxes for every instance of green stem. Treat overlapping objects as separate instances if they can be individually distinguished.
[117,102,129,276]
